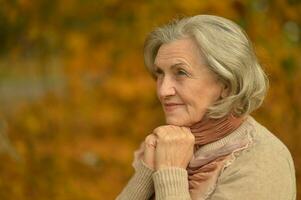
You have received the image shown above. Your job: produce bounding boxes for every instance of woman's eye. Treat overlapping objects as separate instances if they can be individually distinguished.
[155,69,162,74]
[177,70,188,76]
[154,68,164,78]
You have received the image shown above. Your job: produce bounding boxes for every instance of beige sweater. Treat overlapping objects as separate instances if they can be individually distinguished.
[116,116,296,200]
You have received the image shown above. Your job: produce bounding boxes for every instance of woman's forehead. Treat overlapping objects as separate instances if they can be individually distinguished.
[154,38,206,68]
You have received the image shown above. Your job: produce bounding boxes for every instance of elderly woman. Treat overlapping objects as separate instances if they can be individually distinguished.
[116,15,296,200]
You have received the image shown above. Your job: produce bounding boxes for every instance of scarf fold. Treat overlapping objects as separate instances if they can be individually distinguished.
[187,114,249,199]
[190,114,246,150]
[133,114,252,200]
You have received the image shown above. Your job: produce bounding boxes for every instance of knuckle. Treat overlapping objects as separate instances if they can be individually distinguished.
[152,127,160,134]
[153,126,195,145]
[146,134,156,140]
[153,126,169,138]
[145,134,155,142]
[156,131,165,139]
[145,134,152,141]
[145,136,156,147]
[153,126,165,133]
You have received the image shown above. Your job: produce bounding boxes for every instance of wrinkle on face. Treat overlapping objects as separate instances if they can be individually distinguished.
[154,37,223,126]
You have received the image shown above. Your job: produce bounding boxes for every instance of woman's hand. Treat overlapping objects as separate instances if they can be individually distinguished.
[142,134,157,170]
[153,125,195,170]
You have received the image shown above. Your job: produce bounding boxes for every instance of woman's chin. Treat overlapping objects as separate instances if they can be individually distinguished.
[165,114,204,127]
[165,117,189,127]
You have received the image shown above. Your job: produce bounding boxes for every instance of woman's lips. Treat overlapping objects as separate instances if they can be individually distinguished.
[163,103,184,112]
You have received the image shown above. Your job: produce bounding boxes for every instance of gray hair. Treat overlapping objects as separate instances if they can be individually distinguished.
[143,15,269,118]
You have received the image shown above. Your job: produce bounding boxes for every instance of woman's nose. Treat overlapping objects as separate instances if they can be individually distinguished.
[157,77,176,98]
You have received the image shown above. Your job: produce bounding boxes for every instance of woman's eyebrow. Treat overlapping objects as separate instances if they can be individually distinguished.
[154,63,188,70]
[171,63,187,69]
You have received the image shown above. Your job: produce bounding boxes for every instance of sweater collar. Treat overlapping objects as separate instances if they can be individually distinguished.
[194,115,254,156]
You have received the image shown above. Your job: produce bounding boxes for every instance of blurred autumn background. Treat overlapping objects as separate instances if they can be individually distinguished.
[0,0,300,199]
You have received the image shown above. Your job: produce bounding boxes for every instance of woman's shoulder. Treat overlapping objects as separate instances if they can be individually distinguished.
[246,115,293,158]
[221,115,295,179]
[211,116,297,199]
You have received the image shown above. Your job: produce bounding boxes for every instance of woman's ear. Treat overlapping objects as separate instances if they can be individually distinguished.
[220,84,230,98]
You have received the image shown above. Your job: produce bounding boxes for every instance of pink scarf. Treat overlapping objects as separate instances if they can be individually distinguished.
[133,114,252,199]
[190,114,246,151]
[187,114,250,199]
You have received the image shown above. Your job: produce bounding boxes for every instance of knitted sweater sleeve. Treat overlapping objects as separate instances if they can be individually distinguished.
[116,161,192,200]
[116,159,155,200]
[152,167,192,200]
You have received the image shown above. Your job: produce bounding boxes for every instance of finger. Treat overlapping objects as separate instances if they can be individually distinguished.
[153,129,168,139]
[145,134,157,148]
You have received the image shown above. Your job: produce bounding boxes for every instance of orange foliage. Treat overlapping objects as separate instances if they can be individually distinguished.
[0,0,300,199]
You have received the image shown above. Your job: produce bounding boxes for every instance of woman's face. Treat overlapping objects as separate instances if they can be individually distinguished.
[154,37,224,126]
